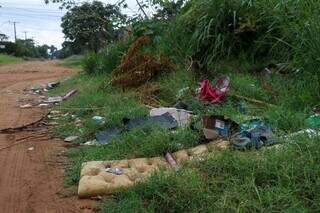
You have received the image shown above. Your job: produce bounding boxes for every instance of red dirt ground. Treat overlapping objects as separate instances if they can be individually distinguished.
[0,61,95,213]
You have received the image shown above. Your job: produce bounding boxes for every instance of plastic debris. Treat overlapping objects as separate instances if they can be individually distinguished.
[286,129,319,139]
[165,152,178,169]
[231,119,275,150]
[306,114,320,128]
[38,103,49,108]
[83,140,101,146]
[46,81,60,89]
[44,96,63,103]
[28,147,34,151]
[64,136,79,142]
[63,89,78,100]
[20,104,32,109]
[203,115,237,139]
[95,113,178,144]
[105,167,124,175]
[92,116,106,125]
[150,108,192,126]
[199,76,230,103]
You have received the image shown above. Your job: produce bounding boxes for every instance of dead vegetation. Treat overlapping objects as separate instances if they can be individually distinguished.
[111,36,175,88]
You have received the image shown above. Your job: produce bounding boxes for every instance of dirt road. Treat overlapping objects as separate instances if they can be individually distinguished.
[0,61,94,213]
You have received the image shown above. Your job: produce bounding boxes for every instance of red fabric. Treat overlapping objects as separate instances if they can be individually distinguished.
[199,77,230,103]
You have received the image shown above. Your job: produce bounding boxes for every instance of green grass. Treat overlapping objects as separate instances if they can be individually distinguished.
[60,55,84,69]
[51,0,320,211]
[0,54,23,65]
[101,137,320,212]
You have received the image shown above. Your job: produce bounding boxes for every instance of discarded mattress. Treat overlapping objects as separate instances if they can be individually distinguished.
[78,139,229,198]
[150,107,192,126]
[95,113,178,144]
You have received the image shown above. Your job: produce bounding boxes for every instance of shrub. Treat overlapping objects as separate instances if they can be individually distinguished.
[83,40,131,75]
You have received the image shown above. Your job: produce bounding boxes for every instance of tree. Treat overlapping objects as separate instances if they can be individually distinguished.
[61,1,126,53]
[0,33,8,42]
[151,0,185,20]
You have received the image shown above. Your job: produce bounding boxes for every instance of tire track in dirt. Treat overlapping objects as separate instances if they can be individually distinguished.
[0,61,95,213]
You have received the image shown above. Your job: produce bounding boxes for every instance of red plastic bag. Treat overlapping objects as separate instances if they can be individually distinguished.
[199,76,230,103]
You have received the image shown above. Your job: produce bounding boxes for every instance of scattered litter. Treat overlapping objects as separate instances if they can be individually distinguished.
[95,113,178,144]
[20,104,32,109]
[50,110,60,114]
[203,128,220,140]
[199,76,230,103]
[105,167,124,175]
[63,89,78,100]
[306,114,320,128]
[173,101,188,110]
[124,113,178,130]
[165,152,178,169]
[84,140,101,146]
[44,96,63,103]
[27,147,34,151]
[150,107,192,126]
[46,81,60,89]
[202,115,237,139]
[31,85,42,94]
[64,136,79,142]
[95,128,122,144]
[231,119,275,150]
[38,103,49,108]
[92,116,106,125]
[313,105,320,114]
[286,129,319,139]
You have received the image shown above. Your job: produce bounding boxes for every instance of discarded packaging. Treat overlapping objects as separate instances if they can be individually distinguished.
[231,119,274,150]
[203,115,237,139]
[95,113,178,144]
[105,167,124,175]
[63,89,78,100]
[286,129,319,139]
[150,107,192,126]
[46,81,60,89]
[84,140,100,146]
[38,103,49,108]
[92,116,106,125]
[165,152,178,169]
[199,76,230,103]
[44,96,63,103]
[203,128,220,140]
[64,136,79,142]
[306,115,320,128]
[20,104,32,109]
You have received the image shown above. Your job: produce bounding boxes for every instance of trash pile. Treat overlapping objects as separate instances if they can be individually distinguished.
[111,36,174,88]
[20,80,78,109]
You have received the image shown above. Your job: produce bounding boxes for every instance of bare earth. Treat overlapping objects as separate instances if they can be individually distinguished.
[0,61,94,213]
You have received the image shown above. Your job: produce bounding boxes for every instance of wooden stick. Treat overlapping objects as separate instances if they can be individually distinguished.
[230,94,276,107]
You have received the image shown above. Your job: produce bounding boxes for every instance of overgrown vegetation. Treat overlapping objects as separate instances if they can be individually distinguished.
[50,0,320,212]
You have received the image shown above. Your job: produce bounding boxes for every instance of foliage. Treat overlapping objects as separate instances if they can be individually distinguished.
[0,54,23,64]
[0,39,51,58]
[0,33,8,42]
[83,39,131,74]
[61,1,126,53]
